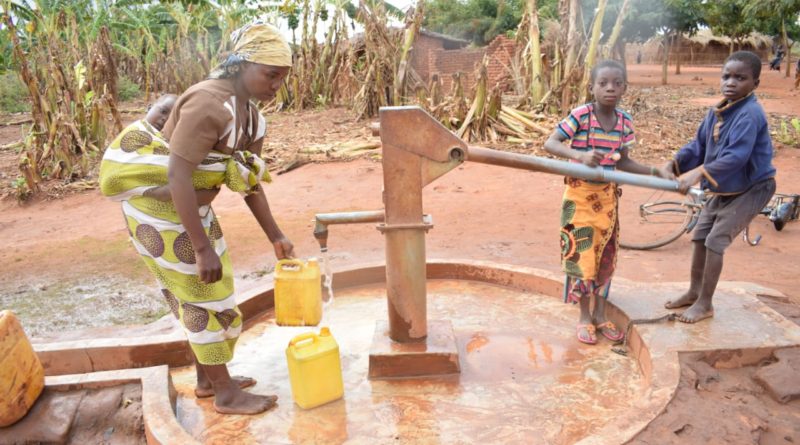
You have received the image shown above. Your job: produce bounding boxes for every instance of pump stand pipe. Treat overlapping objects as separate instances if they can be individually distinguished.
[467,145,704,200]
[313,210,386,250]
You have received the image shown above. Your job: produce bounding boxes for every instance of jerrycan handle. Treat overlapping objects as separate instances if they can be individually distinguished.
[289,332,318,348]
[277,259,305,273]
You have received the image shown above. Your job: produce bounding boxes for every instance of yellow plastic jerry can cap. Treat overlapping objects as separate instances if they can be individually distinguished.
[320,327,331,336]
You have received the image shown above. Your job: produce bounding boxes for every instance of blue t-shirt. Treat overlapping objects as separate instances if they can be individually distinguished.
[674,94,776,194]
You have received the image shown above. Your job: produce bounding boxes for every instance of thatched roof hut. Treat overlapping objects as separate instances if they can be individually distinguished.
[627,29,776,66]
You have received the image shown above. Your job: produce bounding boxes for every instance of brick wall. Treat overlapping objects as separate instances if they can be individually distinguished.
[429,47,486,91]
[412,35,519,93]
[485,35,516,91]
[411,34,445,82]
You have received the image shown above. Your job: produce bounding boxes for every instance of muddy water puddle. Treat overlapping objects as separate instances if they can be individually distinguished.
[173,279,645,445]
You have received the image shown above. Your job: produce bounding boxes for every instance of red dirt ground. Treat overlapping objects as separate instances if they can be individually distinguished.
[1,63,799,443]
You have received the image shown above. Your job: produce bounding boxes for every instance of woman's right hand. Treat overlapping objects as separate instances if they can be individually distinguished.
[196,244,222,283]
[578,150,605,167]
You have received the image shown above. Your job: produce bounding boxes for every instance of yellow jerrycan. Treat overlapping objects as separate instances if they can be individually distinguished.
[0,310,45,427]
[285,327,344,409]
[274,258,322,326]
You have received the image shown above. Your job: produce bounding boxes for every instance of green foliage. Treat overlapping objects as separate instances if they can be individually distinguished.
[775,118,800,148]
[423,0,548,45]
[0,72,30,113]
[608,0,704,44]
[287,12,300,30]
[10,176,31,201]
[343,2,358,19]
[117,75,141,102]
[703,0,759,45]
[744,0,800,41]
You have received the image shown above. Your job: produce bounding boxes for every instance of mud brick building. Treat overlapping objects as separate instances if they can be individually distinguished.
[410,30,518,92]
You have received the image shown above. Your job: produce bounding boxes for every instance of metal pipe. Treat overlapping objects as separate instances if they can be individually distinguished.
[382,145,428,343]
[468,146,704,199]
[313,210,385,250]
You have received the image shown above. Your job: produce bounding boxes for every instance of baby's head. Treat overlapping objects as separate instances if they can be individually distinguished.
[721,51,760,102]
[590,60,627,107]
[145,94,177,131]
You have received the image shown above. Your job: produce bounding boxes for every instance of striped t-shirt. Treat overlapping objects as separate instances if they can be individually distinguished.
[556,103,635,170]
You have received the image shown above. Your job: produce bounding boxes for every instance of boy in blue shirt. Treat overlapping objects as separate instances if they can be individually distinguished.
[657,51,776,323]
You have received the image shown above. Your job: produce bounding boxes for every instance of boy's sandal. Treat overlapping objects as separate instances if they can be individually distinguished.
[576,324,597,345]
[596,321,625,342]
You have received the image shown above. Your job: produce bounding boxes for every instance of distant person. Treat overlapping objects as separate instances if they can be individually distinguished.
[770,45,784,71]
[636,50,642,65]
[544,60,670,345]
[658,51,776,323]
[795,58,800,89]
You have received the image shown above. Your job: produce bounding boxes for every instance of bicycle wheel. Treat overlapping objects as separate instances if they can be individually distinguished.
[618,189,697,250]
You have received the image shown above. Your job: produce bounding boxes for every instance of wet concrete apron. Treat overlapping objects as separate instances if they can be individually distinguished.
[172,280,644,444]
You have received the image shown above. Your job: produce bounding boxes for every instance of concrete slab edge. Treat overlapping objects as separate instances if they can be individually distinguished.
[45,366,199,445]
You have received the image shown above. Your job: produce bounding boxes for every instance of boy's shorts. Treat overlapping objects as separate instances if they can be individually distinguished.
[691,178,776,254]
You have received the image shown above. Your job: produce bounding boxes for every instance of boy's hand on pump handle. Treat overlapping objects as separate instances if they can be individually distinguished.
[655,162,677,181]
[578,150,606,167]
[677,168,705,195]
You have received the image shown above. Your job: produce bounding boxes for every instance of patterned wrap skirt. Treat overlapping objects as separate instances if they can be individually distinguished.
[559,178,619,304]
[99,120,270,365]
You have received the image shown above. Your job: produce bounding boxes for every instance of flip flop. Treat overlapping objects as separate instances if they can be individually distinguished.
[596,321,624,342]
[576,324,597,345]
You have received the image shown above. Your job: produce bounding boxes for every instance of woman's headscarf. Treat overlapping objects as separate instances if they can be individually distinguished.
[210,20,292,78]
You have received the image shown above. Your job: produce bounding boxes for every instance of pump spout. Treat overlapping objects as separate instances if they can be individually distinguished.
[313,210,386,250]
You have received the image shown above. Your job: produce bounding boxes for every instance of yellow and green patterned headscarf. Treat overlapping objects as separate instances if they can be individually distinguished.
[210,20,292,78]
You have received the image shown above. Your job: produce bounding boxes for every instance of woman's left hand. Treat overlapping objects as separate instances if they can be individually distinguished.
[272,236,295,260]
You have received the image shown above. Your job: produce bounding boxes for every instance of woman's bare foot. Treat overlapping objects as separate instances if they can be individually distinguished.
[213,389,278,415]
[195,376,256,398]
[678,300,714,323]
[665,292,698,309]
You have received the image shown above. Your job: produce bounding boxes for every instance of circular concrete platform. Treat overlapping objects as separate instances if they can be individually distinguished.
[173,279,645,444]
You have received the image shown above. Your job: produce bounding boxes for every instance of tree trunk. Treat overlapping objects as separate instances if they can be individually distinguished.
[394,2,425,105]
[675,32,681,75]
[580,0,609,103]
[528,0,544,103]
[616,39,626,68]
[603,0,630,59]
[560,0,580,110]
[729,40,734,55]
[661,32,670,85]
